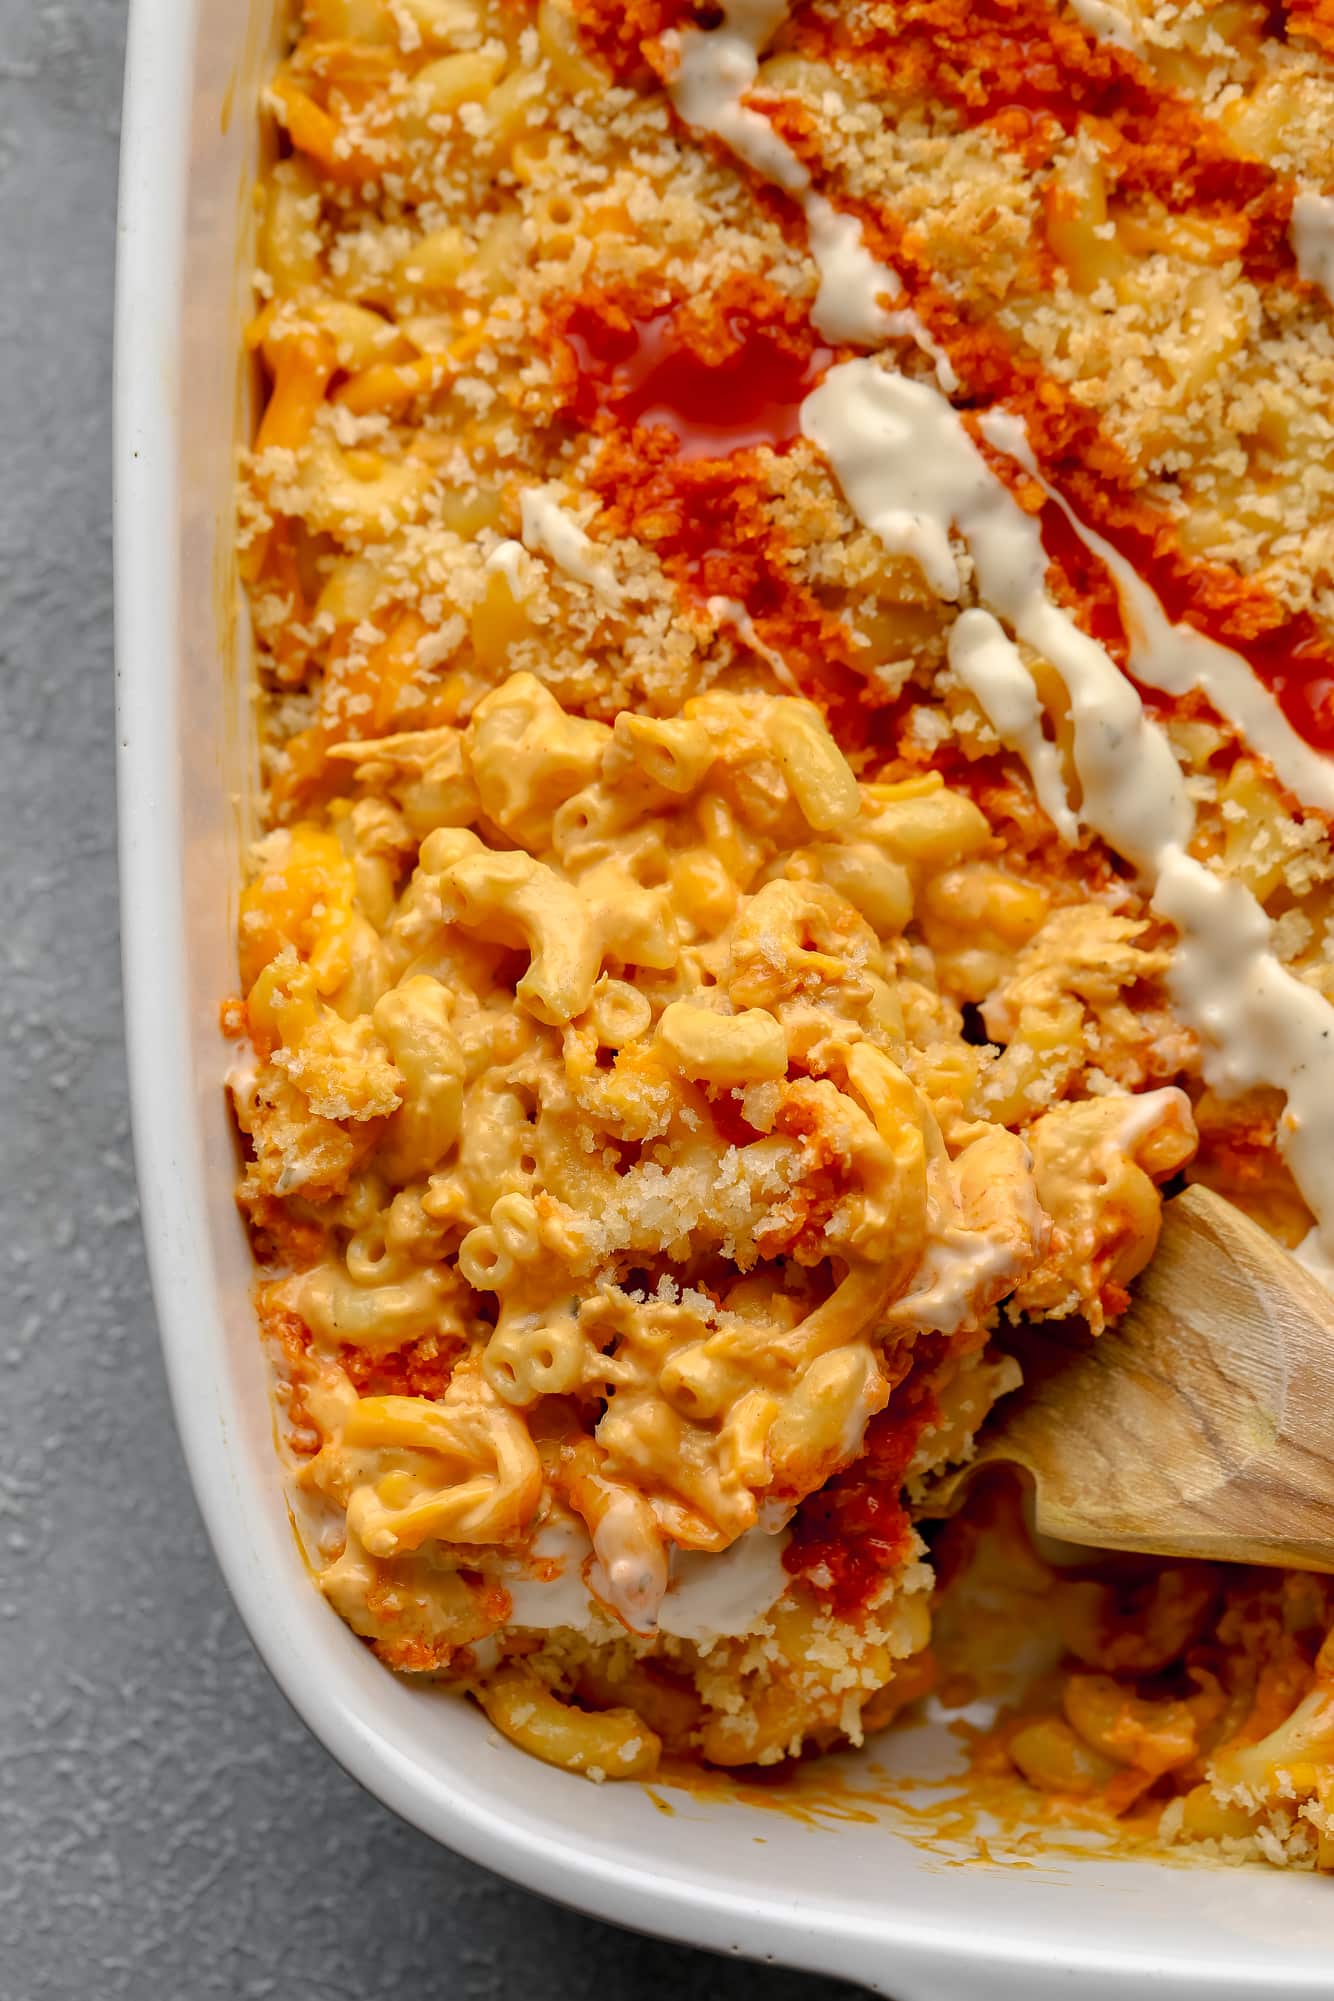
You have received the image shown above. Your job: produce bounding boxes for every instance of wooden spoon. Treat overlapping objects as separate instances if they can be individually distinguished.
[936,1183,1334,1572]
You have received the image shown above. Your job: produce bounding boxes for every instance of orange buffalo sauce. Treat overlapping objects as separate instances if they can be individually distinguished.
[785,1369,939,1616]
[562,298,833,457]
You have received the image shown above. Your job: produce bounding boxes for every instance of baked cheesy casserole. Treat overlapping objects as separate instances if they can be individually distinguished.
[231,0,1334,1861]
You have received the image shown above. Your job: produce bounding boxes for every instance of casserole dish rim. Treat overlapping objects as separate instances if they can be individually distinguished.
[112,3,1334,1988]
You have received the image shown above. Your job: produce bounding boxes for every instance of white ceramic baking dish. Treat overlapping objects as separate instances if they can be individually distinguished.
[113,3,1334,1988]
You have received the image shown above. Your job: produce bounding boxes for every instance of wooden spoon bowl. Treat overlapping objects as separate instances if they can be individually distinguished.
[933,1184,1334,1572]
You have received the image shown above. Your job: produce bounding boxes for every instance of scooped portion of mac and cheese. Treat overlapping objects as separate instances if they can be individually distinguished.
[233,0,1334,1861]
[239,670,1190,1765]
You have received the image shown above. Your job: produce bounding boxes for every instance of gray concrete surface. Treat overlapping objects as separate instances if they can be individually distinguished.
[0,6,861,1997]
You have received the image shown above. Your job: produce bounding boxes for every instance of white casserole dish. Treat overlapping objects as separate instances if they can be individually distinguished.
[113,3,1334,1988]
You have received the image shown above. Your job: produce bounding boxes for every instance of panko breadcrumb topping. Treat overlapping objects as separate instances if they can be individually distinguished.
[230,0,1334,1865]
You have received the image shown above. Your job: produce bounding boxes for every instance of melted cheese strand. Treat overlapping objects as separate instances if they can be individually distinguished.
[804,359,1334,1279]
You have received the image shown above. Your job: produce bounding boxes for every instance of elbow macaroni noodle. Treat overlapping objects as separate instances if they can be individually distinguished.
[230,0,1334,1856]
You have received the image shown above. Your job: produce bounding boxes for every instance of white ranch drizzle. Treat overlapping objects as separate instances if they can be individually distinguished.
[887,1132,1053,1333]
[979,409,1334,817]
[498,1513,793,1639]
[586,1485,669,1631]
[1113,1082,1193,1153]
[947,609,1079,840]
[1291,192,1334,311]
[888,1207,1037,1334]
[706,593,802,690]
[803,359,1334,1279]
[664,0,956,386]
[656,0,1334,1275]
[1065,0,1144,53]
[657,1526,794,1641]
[804,196,902,345]
[484,536,528,593]
[518,488,623,604]
[807,367,1191,866]
[502,1515,600,1629]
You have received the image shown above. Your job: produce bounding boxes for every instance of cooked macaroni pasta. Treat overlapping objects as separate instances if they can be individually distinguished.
[230,0,1334,1861]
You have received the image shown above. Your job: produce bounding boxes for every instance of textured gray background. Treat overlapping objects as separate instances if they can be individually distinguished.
[0,5,859,1997]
